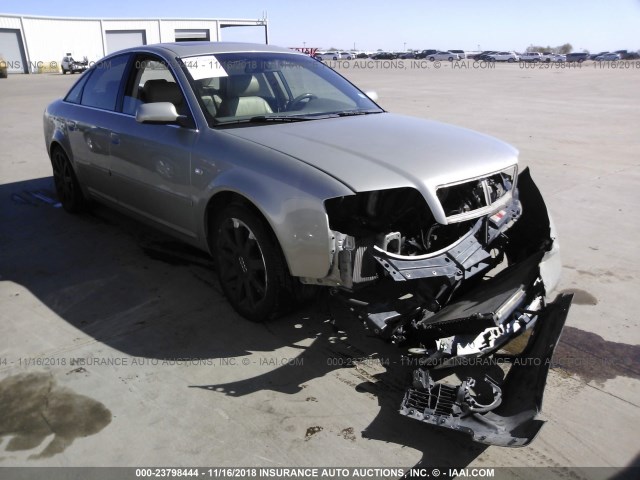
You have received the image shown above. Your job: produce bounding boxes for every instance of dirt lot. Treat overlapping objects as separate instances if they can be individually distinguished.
[0,60,639,477]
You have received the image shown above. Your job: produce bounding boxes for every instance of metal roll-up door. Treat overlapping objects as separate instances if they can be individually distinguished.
[105,30,147,54]
[174,29,210,42]
[0,28,28,74]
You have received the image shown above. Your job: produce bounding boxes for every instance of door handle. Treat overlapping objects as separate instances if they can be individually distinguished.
[110,132,120,145]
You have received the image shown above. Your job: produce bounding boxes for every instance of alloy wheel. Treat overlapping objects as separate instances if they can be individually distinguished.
[52,150,76,206]
[217,217,268,311]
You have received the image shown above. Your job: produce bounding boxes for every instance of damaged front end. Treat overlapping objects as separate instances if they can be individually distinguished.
[321,167,572,446]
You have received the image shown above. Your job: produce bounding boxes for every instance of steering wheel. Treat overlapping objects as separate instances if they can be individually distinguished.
[288,93,317,111]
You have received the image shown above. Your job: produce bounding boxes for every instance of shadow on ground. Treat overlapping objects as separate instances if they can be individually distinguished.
[1,176,490,467]
[10,176,639,469]
[6,177,638,468]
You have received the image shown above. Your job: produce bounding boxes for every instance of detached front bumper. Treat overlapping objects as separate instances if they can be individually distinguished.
[339,169,571,446]
[400,293,572,447]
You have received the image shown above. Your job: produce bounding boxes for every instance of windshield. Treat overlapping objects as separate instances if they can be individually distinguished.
[181,52,382,127]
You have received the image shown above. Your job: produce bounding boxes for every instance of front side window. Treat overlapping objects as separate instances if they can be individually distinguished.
[122,56,188,117]
[80,54,130,111]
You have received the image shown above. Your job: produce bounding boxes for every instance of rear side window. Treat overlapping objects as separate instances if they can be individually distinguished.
[80,54,130,111]
[64,71,92,104]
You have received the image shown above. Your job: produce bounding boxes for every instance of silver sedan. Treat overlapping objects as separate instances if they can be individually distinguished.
[426,51,461,61]
[43,42,571,446]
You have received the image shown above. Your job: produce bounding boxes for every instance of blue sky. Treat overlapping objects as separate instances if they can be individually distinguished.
[1,0,638,52]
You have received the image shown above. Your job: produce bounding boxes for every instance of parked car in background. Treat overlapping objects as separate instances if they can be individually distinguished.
[415,49,438,59]
[540,52,566,63]
[426,51,460,61]
[520,52,543,62]
[0,56,7,78]
[486,51,519,62]
[565,52,589,62]
[595,52,621,61]
[589,51,609,60]
[470,51,497,60]
[448,49,466,59]
[315,51,342,61]
[61,54,89,74]
[356,52,369,58]
[339,52,353,60]
[398,51,416,59]
[370,51,397,59]
[614,50,640,59]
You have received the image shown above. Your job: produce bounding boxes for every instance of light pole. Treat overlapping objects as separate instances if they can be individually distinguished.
[404,42,407,51]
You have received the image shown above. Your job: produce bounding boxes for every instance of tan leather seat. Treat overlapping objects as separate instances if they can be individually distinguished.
[200,95,221,117]
[143,79,186,115]
[219,75,273,117]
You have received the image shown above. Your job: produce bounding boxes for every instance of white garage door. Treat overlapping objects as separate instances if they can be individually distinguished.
[105,30,147,54]
[175,29,210,42]
[0,29,28,73]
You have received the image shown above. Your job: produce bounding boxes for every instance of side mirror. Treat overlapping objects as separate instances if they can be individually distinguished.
[364,90,379,102]
[136,102,185,124]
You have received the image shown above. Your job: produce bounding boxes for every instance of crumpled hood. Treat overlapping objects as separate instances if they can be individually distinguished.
[224,112,518,221]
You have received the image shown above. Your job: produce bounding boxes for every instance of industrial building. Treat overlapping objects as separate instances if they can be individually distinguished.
[0,13,268,73]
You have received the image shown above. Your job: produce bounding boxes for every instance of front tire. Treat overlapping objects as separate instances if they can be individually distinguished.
[213,205,292,322]
[51,147,87,213]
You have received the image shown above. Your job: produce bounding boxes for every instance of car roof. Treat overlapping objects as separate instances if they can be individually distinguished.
[105,41,301,59]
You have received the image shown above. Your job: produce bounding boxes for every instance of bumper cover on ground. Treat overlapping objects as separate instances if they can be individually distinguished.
[400,293,572,447]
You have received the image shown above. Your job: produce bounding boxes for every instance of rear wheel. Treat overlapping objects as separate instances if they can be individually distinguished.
[213,204,292,322]
[51,147,87,213]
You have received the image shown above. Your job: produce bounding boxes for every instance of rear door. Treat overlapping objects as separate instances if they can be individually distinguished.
[65,54,131,202]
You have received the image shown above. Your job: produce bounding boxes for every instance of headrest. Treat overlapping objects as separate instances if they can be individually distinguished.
[144,79,183,105]
[227,75,261,97]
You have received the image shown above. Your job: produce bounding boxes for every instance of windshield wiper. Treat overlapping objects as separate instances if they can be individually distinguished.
[333,110,383,117]
[214,115,318,126]
[248,115,317,123]
[215,111,380,127]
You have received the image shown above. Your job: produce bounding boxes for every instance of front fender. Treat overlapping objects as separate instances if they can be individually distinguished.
[193,135,353,279]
